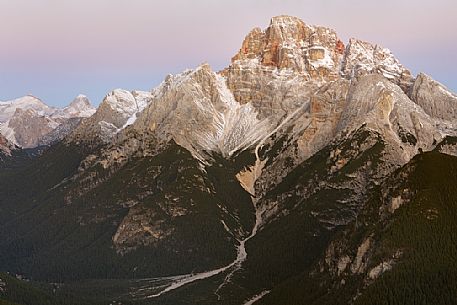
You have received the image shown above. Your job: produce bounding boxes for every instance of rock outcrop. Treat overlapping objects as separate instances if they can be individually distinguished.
[341,38,413,91]
[410,73,457,121]
[0,133,15,158]
[1,15,457,305]
[69,89,151,144]
[229,15,343,79]
[130,64,270,161]
[38,117,84,146]
[5,108,59,148]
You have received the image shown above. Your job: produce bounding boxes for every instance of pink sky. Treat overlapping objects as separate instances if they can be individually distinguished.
[1,0,456,106]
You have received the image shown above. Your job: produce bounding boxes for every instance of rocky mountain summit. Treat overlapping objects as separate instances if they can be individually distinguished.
[0,15,456,305]
[0,94,95,148]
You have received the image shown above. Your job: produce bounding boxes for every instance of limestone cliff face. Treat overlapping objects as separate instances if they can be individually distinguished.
[5,108,58,148]
[38,117,83,146]
[130,64,269,161]
[222,16,343,123]
[3,16,457,302]
[222,16,453,157]
[341,38,413,91]
[410,73,457,121]
[69,89,150,144]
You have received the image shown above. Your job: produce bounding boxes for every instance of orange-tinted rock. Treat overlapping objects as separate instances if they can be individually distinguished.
[309,48,325,60]
[335,39,345,54]
[232,27,266,62]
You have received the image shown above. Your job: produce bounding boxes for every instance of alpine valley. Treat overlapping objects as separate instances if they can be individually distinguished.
[1,16,457,305]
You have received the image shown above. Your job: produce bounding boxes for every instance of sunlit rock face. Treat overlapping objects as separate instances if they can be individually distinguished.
[129,64,270,161]
[230,15,344,78]
[222,16,343,123]
[1,15,457,305]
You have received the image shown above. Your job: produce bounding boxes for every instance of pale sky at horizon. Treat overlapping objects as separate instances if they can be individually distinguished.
[1,0,456,107]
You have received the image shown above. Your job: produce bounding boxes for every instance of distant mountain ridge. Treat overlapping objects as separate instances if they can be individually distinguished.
[0,134,16,160]
[0,94,95,148]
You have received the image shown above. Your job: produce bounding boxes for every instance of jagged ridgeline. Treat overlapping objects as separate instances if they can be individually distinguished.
[1,15,457,305]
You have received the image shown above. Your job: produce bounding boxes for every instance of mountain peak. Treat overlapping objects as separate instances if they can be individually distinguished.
[5,106,58,148]
[104,89,138,117]
[230,15,343,81]
[268,15,307,31]
[341,37,412,90]
[67,94,95,114]
[51,94,96,120]
[231,15,412,83]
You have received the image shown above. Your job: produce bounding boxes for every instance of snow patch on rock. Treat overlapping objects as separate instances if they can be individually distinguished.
[0,95,54,122]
